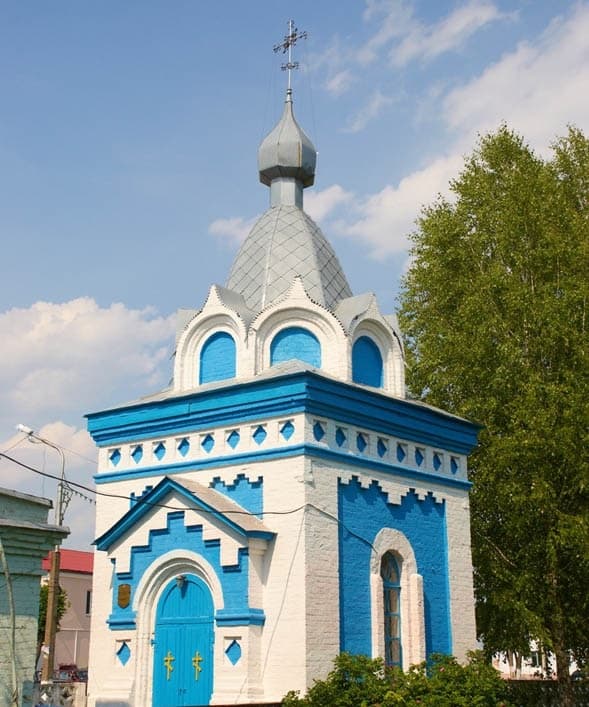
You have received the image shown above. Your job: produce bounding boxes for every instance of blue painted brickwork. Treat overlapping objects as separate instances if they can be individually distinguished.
[108,510,253,629]
[352,336,383,388]
[87,371,479,455]
[200,332,236,384]
[209,474,263,517]
[338,477,451,658]
[270,327,321,368]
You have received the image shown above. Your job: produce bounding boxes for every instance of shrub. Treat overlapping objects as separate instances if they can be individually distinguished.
[282,652,513,706]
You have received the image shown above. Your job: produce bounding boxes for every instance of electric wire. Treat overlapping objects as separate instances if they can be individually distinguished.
[0,450,377,552]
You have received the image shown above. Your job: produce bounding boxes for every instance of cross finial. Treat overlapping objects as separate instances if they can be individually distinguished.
[273,19,307,94]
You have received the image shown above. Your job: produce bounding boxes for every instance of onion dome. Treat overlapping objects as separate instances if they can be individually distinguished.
[226,89,352,313]
[258,88,316,188]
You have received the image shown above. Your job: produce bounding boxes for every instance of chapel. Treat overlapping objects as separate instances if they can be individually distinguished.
[86,77,479,707]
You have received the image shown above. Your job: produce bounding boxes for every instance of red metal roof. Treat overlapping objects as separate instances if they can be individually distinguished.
[42,549,94,574]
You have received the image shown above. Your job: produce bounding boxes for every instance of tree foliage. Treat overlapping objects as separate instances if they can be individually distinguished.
[398,126,589,697]
[37,583,69,644]
[282,652,512,706]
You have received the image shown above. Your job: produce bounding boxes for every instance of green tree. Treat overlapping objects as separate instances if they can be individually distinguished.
[398,126,589,705]
[37,584,69,663]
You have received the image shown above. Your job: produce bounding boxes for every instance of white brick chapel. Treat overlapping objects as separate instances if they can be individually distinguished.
[86,80,479,706]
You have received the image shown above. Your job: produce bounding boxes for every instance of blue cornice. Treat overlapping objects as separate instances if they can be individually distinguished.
[87,371,479,455]
[215,608,265,626]
[107,615,136,631]
[94,477,275,551]
[94,443,471,491]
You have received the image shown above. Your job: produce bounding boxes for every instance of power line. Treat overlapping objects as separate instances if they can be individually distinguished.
[0,451,377,551]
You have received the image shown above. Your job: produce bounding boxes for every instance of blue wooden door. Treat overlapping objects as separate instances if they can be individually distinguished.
[153,574,214,707]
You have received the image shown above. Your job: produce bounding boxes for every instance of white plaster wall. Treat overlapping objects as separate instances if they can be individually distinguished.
[443,487,477,662]
[303,460,341,685]
[252,455,308,702]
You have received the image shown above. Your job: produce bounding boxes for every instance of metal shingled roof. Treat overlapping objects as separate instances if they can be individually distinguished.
[226,205,352,312]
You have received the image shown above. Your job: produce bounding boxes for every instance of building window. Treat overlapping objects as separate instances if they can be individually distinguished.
[85,589,92,615]
[199,332,236,384]
[381,552,401,668]
[270,327,321,368]
[352,336,383,388]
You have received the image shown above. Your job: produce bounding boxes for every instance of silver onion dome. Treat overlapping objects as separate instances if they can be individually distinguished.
[226,89,352,313]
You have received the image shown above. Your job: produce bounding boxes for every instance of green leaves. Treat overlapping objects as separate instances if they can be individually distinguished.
[281,652,513,706]
[398,126,589,681]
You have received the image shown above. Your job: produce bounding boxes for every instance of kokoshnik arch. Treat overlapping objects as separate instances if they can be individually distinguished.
[86,79,479,706]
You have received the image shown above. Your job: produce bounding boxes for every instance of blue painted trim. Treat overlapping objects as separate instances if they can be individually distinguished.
[94,476,275,551]
[94,443,472,491]
[86,371,480,455]
[107,616,137,631]
[215,608,265,626]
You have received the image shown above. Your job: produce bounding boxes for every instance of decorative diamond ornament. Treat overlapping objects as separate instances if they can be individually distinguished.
[227,430,240,449]
[201,435,214,453]
[313,421,325,441]
[280,421,295,440]
[253,426,267,445]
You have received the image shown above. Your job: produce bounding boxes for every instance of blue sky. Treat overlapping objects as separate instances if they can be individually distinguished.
[1,1,588,549]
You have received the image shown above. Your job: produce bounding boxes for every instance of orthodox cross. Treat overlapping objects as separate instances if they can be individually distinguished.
[192,651,203,681]
[163,650,175,680]
[273,19,307,91]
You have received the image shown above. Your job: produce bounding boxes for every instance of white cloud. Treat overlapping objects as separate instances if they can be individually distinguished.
[443,3,589,151]
[337,3,589,256]
[209,215,258,245]
[325,70,355,96]
[0,299,176,549]
[392,1,510,66]
[0,298,175,429]
[334,153,463,257]
[356,0,508,68]
[1,422,99,550]
[343,90,394,133]
[309,38,359,97]
[305,185,354,222]
[357,1,413,66]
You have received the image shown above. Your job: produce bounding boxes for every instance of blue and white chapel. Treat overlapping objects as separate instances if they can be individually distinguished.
[86,82,479,707]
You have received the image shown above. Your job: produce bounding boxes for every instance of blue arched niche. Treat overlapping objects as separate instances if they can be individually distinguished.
[199,331,236,384]
[352,336,383,388]
[270,326,321,369]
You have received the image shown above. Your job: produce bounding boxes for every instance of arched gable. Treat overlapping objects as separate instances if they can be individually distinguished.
[250,277,347,378]
[349,318,405,397]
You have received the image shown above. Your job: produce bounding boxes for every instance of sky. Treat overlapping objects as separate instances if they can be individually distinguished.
[1,0,588,551]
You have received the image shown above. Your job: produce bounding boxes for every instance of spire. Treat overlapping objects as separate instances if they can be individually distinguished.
[225,22,353,312]
[258,21,316,207]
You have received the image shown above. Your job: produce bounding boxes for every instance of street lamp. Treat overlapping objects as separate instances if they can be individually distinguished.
[17,424,71,684]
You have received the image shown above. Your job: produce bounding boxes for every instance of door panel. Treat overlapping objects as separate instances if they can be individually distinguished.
[153,575,214,707]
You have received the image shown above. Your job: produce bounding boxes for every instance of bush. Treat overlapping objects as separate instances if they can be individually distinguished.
[282,652,513,706]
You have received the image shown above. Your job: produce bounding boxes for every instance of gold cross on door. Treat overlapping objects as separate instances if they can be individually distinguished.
[192,651,203,680]
[163,650,175,680]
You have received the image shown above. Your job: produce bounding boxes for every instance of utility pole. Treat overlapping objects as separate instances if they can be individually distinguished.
[17,424,71,684]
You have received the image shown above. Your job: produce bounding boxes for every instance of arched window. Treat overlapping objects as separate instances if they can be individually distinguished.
[381,552,402,668]
[270,327,321,368]
[352,336,383,388]
[199,332,236,384]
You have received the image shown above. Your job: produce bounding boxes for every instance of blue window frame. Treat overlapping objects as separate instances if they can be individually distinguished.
[352,336,383,388]
[270,326,321,368]
[199,332,236,384]
[381,552,402,668]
